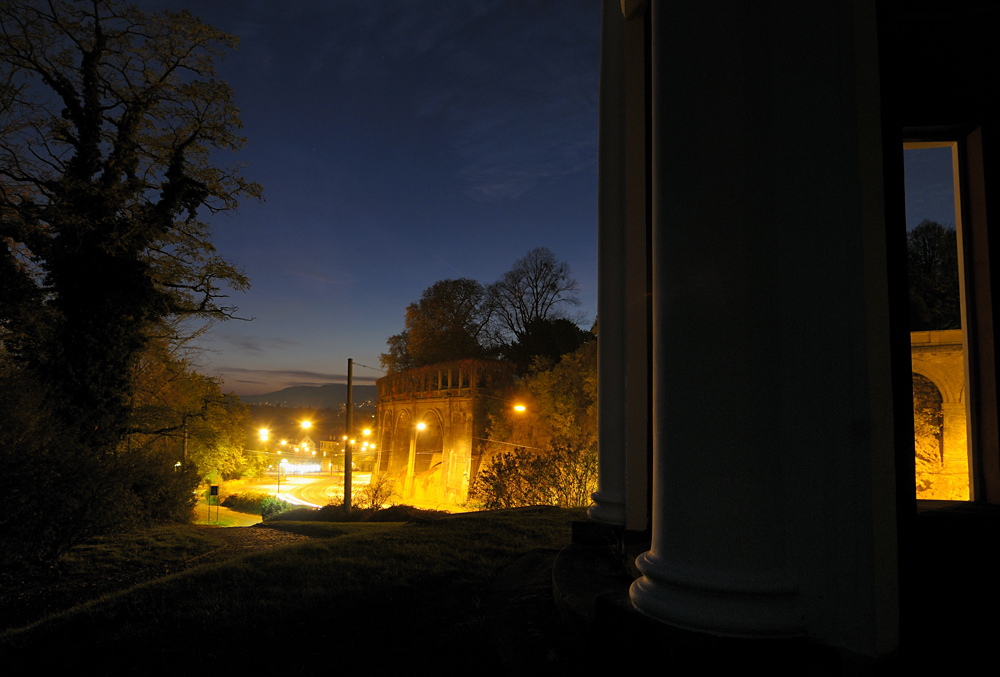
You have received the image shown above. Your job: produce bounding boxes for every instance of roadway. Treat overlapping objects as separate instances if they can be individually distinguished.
[258,472,373,508]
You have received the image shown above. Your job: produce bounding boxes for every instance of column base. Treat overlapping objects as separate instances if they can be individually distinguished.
[630,549,801,638]
[588,490,626,525]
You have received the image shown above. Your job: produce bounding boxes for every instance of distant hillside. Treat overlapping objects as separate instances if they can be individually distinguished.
[239,384,378,408]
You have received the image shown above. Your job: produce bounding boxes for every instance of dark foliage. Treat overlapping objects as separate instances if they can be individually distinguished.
[221,491,293,518]
[380,278,492,373]
[0,1,257,562]
[469,443,597,510]
[380,249,585,375]
[503,317,591,373]
[908,220,961,330]
[265,503,446,523]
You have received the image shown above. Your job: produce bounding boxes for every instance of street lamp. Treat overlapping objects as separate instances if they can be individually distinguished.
[513,404,526,413]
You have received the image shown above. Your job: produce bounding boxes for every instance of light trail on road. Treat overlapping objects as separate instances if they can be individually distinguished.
[276,473,373,508]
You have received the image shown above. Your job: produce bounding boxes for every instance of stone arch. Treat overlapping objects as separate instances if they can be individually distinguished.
[377,408,394,473]
[386,409,411,474]
[912,372,944,468]
[414,407,444,475]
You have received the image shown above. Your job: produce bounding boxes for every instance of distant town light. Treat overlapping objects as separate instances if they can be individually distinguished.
[259,428,269,441]
[301,420,312,429]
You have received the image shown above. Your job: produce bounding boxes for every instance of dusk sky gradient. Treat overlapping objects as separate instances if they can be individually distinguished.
[136,1,602,395]
[133,2,954,397]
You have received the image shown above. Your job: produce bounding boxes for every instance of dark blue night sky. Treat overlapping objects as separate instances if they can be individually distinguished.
[135,3,954,396]
[136,1,601,394]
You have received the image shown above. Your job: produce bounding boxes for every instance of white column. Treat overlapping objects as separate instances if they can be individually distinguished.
[589,0,628,526]
[630,0,898,655]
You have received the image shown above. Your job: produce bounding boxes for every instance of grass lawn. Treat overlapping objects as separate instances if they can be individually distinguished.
[0,506,585,673]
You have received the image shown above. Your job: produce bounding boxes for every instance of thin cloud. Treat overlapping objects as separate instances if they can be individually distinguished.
[219,336,299,354]
[217,367,378,385]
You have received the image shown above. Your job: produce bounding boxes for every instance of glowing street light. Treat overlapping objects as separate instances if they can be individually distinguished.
[513,404,526,413]
[259,428,269,441]
[301,420,312,429]
[416,421,426,431]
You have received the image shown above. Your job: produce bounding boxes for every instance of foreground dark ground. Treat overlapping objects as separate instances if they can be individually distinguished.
[0,507,596,674]
[2,502,995,674]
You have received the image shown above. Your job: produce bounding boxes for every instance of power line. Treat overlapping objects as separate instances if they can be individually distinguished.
[472,436,542,450]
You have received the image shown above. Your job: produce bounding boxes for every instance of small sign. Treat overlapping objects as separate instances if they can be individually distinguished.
[210,485,219,496]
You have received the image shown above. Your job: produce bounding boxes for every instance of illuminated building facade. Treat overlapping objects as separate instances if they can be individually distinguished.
[375,359,515,505]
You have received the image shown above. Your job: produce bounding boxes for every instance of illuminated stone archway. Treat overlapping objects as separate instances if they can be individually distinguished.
[910,330,969,500]
[376,360,514,505]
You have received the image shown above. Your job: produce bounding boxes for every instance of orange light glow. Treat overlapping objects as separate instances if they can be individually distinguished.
[301,420,312,429]
[513,404,526,412]
[416,422,426,431]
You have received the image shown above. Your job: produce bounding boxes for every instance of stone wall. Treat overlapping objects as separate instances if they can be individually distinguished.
[911,330,970,500]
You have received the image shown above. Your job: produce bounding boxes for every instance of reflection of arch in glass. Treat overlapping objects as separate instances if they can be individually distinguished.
[913,372,944,469]
[415,410,444,475]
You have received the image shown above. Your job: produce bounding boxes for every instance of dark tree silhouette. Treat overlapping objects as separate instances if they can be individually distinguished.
[0,0,260,448]
[0,1,259,562]
[487,247,581,343]
[907,220,960,331]
[380,278,493,373]
[504,317,591,373]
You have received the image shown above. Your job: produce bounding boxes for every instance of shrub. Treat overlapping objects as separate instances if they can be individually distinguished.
[261,496,294,519]
[469,443,596,510]
[357,473,396,510]
[0,364,198,566]
[221,491,293,518]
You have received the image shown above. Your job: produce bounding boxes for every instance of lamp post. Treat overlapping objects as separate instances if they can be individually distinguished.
[345,358,354,512]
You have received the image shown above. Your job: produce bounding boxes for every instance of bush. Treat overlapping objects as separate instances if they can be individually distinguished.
[0,364,198,566]
[357,473,396,510]
[469,443,596,510]
[265,503,446,523]
[221,491,293,518]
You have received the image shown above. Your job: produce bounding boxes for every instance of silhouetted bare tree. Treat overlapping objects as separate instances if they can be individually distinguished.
[487,246,580,344]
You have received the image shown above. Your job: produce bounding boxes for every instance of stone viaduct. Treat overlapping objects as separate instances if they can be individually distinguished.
[910,329,970,500]
[375,359,515,506]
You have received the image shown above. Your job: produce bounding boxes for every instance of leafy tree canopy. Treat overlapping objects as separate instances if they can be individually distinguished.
[380,249,585,374]
[380,278,493,373]
[0,0,260,447]
[0,1,258,562]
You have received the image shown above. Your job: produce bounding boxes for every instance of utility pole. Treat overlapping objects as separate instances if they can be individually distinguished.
[345,358,353,512]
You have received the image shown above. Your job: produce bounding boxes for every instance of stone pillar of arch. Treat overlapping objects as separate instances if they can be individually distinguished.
[942,402,970,499]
